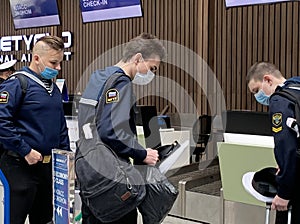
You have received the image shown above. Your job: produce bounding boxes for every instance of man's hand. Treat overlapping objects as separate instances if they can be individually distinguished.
[25,149,42,165]
[143,148,159,165]
[271,195,289,211]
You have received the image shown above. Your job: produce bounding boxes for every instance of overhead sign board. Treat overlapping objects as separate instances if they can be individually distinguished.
[225,0,294,7]
[80,0,142,23]
[9,0,60,29]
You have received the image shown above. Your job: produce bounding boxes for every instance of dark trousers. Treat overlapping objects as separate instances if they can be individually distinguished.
[81,200,138,224]
[0,153,53,224]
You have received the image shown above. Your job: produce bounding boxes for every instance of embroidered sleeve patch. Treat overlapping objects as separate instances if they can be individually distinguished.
[106,89,119,103]
[272,113,282,133]
[0,91,9,103]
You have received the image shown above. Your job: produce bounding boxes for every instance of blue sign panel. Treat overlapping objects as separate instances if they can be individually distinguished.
[225,0,293,7]
[9,0,60,29]
[53,152,70,224]
[80,0,142,23]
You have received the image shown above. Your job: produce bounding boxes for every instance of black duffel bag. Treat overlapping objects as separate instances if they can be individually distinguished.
[138,165,179,224]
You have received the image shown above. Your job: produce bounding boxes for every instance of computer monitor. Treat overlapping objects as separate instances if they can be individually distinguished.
[135,105,161,149]
[222,110,272,136]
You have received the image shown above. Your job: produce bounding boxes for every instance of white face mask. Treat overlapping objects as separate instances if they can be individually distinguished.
[132,70,155,85]
[132,58,155,85]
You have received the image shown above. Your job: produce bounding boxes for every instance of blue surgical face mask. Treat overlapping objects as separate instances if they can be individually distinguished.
[132,58,155,85]
[40,67,58,79]
[254,89,270,106]
[39,57,59,79]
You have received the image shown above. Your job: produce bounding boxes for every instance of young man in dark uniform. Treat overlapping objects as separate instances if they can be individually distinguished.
[0,36,70,224]
[78,33,166,224]
[247,62,300,224]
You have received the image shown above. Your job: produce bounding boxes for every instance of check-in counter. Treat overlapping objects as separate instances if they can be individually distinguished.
[165,142,277,224]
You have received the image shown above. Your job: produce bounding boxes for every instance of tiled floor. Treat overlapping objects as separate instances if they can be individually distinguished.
[162,215,203,224]
[138,212,203,224]
[25,212,203,224]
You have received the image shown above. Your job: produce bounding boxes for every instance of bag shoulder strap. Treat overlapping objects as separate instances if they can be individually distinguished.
[94,72,128,123]
[80,72,128,137]
[272,85,300,158]
[272,86,300,121]
[10,72,28,99]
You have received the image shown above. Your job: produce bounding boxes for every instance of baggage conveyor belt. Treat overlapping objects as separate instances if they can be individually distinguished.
[167,157,221,195]
[165,157,276,224]
[166,158,222,224]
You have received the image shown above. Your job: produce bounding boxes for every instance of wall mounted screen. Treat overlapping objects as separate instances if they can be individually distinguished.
[80,0,142,23]
[9,0,60,29]
[225,0,293,7]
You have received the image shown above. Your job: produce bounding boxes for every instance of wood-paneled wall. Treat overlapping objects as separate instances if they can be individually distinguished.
[212,0,300,113]
[60,0,210,115]
[1,0,300,116]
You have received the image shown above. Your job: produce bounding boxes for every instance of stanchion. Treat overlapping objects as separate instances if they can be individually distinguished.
[0,169,10,224]
[265,203,271,224]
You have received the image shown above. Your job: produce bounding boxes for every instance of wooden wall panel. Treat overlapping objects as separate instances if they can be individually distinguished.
[212,0,300,113]
[59,0,210,115]
[1,0,209,116]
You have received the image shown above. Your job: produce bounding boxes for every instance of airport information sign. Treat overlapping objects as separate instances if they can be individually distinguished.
[225,0,293,7]
[80,0,142,23]
[9,0,60,29]
[52,149,75,224]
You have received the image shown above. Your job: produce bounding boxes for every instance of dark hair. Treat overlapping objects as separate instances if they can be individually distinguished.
[36,36,65,51]
[246,62,283,84]
[122,33,166,62]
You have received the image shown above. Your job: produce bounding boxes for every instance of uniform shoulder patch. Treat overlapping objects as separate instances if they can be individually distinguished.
[0,91,9,103]
[106,89,119,103]
[272,113,282,133]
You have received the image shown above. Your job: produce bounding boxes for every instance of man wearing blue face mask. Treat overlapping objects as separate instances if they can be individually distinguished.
[247,62,300,224]
[0,36,70,224]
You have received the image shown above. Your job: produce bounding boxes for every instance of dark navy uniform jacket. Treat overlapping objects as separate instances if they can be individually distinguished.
[269,77,300,200]
[78,66,147,163]
[0,66,70,157]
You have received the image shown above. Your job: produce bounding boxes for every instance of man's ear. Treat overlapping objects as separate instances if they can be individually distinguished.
[132,53,143,64]
[263,74,273,85]
[32,54,40,63]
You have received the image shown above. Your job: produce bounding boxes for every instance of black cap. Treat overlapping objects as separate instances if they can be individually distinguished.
[252,167,278,197]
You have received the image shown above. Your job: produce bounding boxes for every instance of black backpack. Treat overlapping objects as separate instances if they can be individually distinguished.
[271,84,300,158]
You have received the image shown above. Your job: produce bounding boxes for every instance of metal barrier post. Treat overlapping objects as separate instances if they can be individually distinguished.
[0,169,10,224]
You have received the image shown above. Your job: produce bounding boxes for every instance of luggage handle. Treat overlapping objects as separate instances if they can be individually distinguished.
[265,203,292,224]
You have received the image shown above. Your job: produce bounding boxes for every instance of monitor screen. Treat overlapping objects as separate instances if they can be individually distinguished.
[9,0,60,29]
[222,110,272,136]
[80,0,142,23]
[225,0,293,7]
[135,105,161,149]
